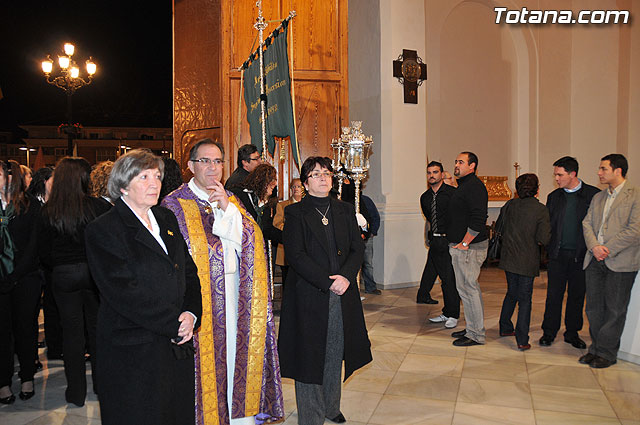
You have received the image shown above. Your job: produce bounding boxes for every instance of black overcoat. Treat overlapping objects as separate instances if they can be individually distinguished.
[278,195,372,384]
[85,199,202,425]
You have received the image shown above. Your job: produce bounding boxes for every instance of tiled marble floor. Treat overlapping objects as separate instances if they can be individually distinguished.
[2,267,640,424]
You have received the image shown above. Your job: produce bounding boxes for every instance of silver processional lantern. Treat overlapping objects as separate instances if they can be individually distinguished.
[330,121,373,213]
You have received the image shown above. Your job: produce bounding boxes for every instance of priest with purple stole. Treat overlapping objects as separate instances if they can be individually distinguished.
[162,139,283,425]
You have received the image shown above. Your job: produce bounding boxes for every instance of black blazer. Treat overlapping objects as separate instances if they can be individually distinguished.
[85,199,201,344]
[278,195,371,384]
[546,183,600,261]
[85,199,201,425]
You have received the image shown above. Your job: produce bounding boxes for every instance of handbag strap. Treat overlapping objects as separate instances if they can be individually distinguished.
[495,199,512,234]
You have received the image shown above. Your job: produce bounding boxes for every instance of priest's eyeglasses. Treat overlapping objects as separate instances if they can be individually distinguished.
[309,171,333,179]
[191,158,224,166]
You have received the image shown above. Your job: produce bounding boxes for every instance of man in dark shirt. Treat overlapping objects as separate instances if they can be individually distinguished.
[360,193,381,295]
[419,161,460,329]
[540,156,599,349]
[447,152,489,346]
[224,144,262,190]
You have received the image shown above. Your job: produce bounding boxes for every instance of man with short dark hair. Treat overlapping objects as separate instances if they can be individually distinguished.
[224,143,261,190]
[539,156,599,349]
[581,153,640,368]
[419,161,460,329]
[447,152,488,346]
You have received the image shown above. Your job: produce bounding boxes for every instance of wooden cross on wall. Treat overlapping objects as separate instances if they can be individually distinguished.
[393,49,427,104]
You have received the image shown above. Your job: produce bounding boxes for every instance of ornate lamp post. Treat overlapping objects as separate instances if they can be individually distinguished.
[330,121,373,212]
[41,42,97,155]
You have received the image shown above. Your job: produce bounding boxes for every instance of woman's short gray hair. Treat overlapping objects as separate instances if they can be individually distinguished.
[108,149,165,200]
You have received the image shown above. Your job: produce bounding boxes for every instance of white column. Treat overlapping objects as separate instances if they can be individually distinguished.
[349,0,428,288]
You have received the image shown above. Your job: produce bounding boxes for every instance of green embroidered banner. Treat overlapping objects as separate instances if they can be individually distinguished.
[243,24,299,166]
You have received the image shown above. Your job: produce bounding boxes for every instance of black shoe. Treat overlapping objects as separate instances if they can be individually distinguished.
[19,381,35,400]
[365,289,382,295]
[453,336,481,347]
[328,412,346,423]
[18,390,35,401]
[539,335,554,346]
[417,297,438,304]
[579,353,596,364]
[451,329,466,338]
[564,336,587,349]
[0,394,16,405]
[590,356,617,369]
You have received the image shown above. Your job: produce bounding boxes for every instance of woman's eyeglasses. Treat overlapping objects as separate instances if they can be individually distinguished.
[308,172,333,180]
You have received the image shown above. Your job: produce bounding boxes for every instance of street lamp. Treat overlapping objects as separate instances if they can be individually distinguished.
[19,146,37,167]
[41,42,97,155]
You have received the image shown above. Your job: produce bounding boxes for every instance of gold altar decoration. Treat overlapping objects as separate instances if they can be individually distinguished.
[479,176,512,201]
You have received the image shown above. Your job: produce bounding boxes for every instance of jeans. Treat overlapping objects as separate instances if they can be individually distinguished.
[499,271,534,346]
[541,250,586,339]
[418,237,460,318]
[585,259,637,361]
[361,238,377,292]
[450,243,487,343]
[52,263,99,404]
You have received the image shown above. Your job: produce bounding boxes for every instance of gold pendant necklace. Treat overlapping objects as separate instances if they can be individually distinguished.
[315,205,330,226]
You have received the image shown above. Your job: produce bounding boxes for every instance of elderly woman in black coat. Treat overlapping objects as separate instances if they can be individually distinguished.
[85,149,202,425]
[497,173,551,350]
[278,156,372,425]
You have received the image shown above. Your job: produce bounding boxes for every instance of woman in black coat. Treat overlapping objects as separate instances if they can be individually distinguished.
[39,157,111,406]
[278,156,372,425]
[497,173,551,350]
[0,160,41,404]
[85,149,202,425]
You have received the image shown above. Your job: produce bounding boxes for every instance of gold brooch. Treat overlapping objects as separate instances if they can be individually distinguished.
[205,205,213,214]
[167,230,174,236]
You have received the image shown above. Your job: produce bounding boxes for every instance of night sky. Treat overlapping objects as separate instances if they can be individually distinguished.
[0,0,173,137]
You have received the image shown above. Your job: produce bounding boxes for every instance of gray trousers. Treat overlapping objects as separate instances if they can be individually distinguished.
[295,292,344,425]
[585,259,637,361]
[450,244,487,343]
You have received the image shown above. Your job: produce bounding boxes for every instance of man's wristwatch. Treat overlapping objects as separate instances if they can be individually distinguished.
[462,242,469,247]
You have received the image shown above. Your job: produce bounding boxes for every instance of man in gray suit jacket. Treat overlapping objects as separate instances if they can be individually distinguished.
[581,154,640,369]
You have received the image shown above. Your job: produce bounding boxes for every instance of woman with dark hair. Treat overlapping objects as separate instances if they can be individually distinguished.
[159,157,183,202]
[39,157,111,406]
[231,163,279,239]
[0,160,42,404]
[278,156,371,425]
[27,166,62,360]
[232,163,277,221]
[27,167,54,204]
[497,173,551,350]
